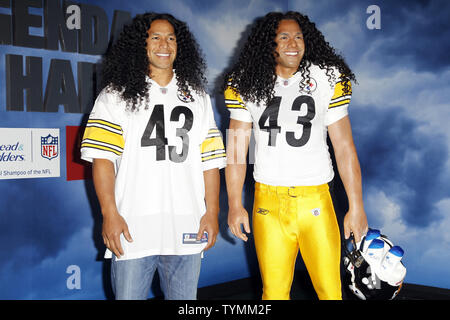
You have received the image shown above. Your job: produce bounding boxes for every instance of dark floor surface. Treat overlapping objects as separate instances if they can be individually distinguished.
[196,270,450,300]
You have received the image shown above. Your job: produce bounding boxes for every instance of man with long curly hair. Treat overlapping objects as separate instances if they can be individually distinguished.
[224,11,368,300]
[80,13,226,300]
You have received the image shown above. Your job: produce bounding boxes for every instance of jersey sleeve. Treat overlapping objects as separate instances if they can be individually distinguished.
[200,95,227,171]
[80,89,125,163]
[224,85,253,123]
[325,77,352,126]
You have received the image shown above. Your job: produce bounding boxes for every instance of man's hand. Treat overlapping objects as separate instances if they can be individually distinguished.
[93,158,133,258]
[225,119,252,242]
[102,212,133,258]
[343,208,368,243]
[228,206,251,242]
[197,211,219,251]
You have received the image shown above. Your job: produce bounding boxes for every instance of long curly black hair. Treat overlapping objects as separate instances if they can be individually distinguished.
[223,11,356,104]
[101,12,207,111]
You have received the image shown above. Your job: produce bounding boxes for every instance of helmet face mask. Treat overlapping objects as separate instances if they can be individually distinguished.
[343,229,406,300]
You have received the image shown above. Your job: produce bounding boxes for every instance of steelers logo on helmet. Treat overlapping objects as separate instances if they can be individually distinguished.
[177,89,194,103]
[343,228,407,300]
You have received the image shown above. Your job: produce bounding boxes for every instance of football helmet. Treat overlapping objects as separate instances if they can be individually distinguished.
[343,228,407,300]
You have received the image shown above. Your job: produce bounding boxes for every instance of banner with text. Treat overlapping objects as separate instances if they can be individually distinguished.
[0,128,60,179]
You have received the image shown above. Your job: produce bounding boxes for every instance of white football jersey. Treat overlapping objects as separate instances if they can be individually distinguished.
[81,75,226,260]
[225,64,351,186]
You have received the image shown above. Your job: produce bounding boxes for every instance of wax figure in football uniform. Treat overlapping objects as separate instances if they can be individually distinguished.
[81,13,226,300]
[223,11,368,300]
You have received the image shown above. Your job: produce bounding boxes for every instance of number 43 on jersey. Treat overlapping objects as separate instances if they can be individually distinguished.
[258,95,316,147]
[141,104,193,163]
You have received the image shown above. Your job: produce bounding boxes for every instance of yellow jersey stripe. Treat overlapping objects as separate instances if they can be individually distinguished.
[331,80,352,99]
[82,126,125,150]
[206,128,221,137]
[329,80,352,109]
[82,138,123,152]
[329,99,351,109]
[202,152,226,162]
[201,136,225,154]
[226,104,247,110]
[224,86,247,110]
[330,95,351,104]
[80,142,123,156]
[87,119,122,131]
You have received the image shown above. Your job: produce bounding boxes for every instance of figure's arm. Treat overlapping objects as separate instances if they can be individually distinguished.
[225,119,253,241]
[92,158,133,257]
[197,168,220,251]
[328,116,368,242]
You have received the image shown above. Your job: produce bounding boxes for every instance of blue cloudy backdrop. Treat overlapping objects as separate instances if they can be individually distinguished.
[0,0,449,299]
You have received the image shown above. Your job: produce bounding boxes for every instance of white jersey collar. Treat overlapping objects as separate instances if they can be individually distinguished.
[275,71,302,88]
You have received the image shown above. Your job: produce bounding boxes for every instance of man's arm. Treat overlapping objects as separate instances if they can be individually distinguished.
[197,168,220,251]
[328,116,368,242]
[92,158,133,257]
[225,119,253,241]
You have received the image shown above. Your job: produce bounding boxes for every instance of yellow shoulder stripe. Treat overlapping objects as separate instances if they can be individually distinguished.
[331,80,352,100]
[202,152,226,162]
[82,126,125,150]
[87,119,122,131]
[329,98,351,109]
[80,142,123,156]
[224,86,247,110]
[201,136,225,154]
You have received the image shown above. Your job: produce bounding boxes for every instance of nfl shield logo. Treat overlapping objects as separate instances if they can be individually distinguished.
[41,134,59,160]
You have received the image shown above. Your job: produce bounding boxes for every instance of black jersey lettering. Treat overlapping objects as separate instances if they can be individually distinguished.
[141,105,194,162]
[258,95,316,147]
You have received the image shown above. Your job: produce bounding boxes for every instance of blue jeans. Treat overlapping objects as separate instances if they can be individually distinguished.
[111,253,202,300]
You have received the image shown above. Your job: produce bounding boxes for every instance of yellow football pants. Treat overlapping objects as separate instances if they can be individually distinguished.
[253,182,342,300]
